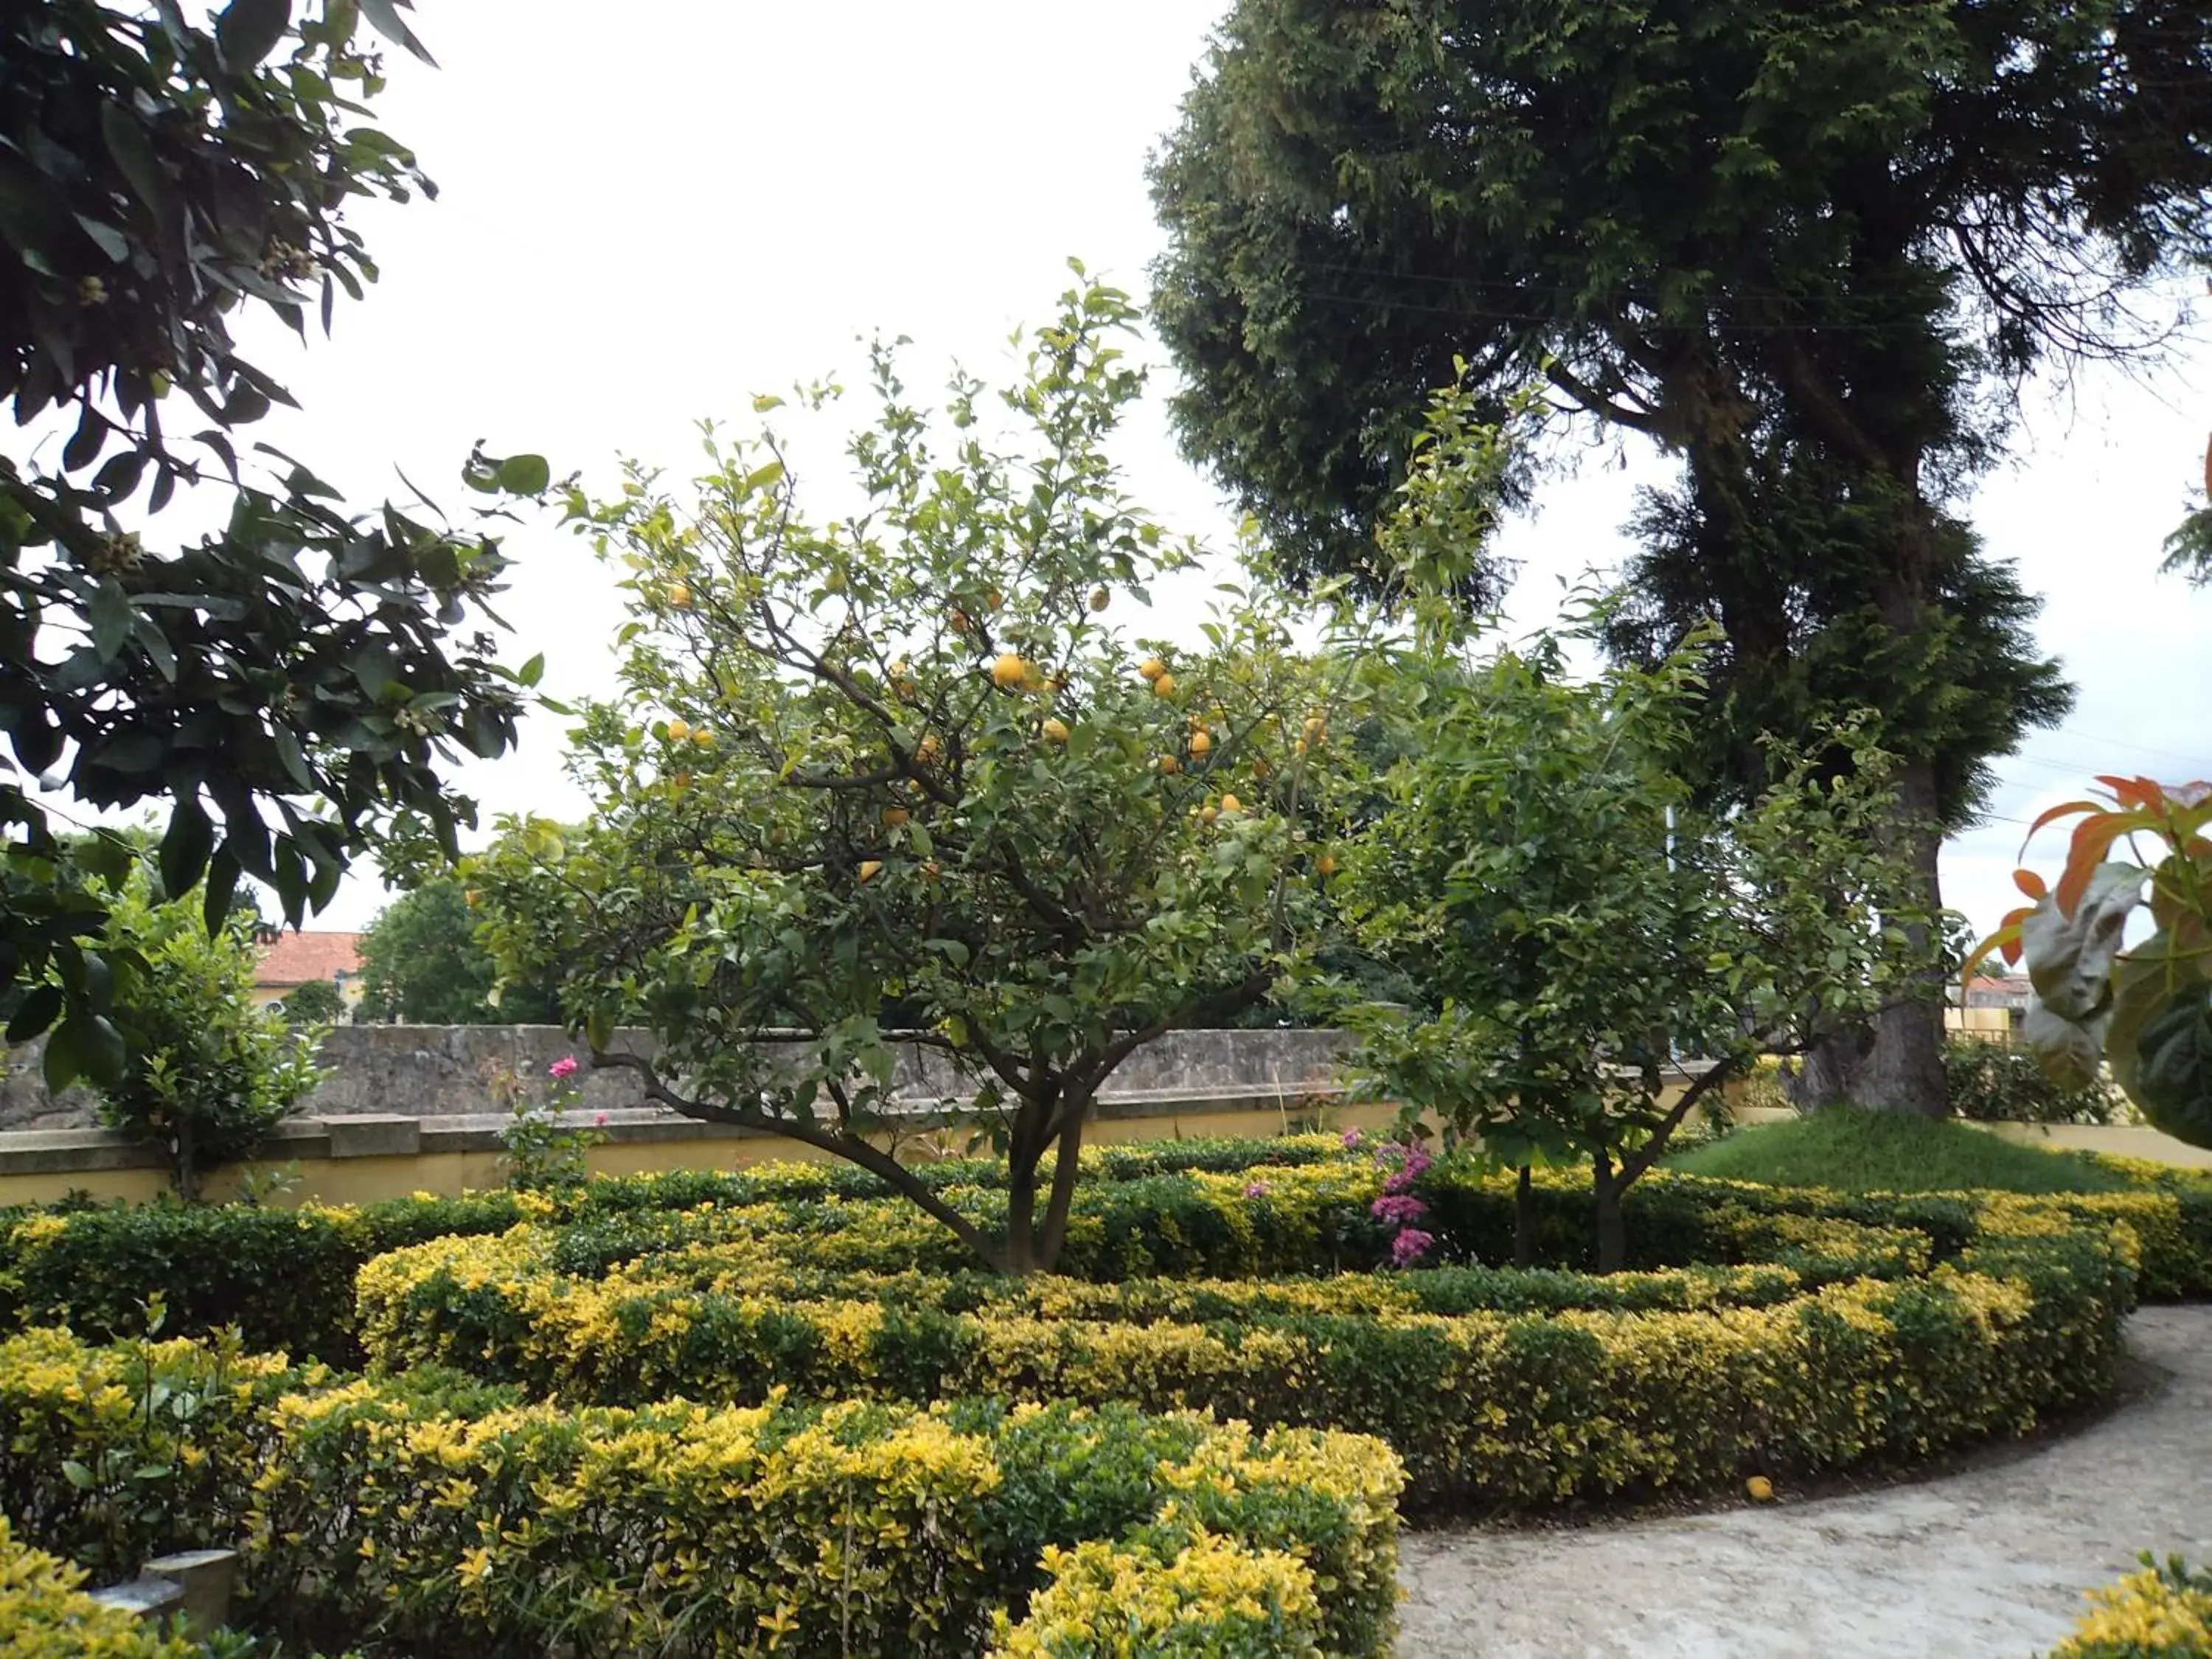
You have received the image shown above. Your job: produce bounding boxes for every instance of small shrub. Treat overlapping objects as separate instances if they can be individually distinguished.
[94,881,327,1201]
[2045,1554,2212,1657]
[488,1053,603,1190]
[1944,1039,2124,1125]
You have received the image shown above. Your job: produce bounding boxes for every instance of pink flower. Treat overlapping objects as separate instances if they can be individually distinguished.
[1243,1180,1273,1199]
[1370,1193,1429,1225]
[1389,1228,1436,1267]
[547,1056,580,1081]
[1340,1128,1363,1150]
[592,1111,609,1127]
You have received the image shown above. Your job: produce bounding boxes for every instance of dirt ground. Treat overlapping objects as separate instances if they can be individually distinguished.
[1395,1306,2212,1658]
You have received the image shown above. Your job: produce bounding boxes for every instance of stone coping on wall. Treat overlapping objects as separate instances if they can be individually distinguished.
[0,1087,1352,1179]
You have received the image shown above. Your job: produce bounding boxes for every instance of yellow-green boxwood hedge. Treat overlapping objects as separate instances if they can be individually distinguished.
[2045,1555,2212,1658]
[0,1516,219,1659]
[0,1326,1402,1659]
[0,1137,1356,1361]
[351,1158,2185,1512]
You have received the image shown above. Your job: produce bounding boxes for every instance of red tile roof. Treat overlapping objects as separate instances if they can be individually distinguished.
[254,930,364,989]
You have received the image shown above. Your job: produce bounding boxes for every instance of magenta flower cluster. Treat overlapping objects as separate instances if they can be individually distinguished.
[1368,1139,1436,1267]
[1243,1180,1273,1199]
[547,1055,580,1081]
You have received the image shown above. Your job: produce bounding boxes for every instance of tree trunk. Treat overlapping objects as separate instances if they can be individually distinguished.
[1034,1096,1091,1273]
[1512,1165,1535,1269]
[1848,754,1950,1117]
[1592,1153,1626,1274]
[1004,1151,1041,1274]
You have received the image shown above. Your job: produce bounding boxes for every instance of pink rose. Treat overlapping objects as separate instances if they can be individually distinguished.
[592,1111,609,1127]
[547,1056,580,1081]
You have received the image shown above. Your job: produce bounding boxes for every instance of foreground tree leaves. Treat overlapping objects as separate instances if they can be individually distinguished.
[1969,779,2212,1148]
[1,1,544,1083]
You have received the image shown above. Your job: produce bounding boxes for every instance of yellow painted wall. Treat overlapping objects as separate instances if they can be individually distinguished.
[6,1087,2203,1211]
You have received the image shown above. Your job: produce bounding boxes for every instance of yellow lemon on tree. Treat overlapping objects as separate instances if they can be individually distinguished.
[882,807,911,827]
[1199,806,1218,825]
[667,717,692,742]
[916,734,942,764]
[670,770,692,790]
[1158,754,1181,775]
[1746,1476,1775,1503]
[1138,655,1166,682]
[1318,852,1339,877]
[1152,672,1177,699]
[1188,729,1212,757]
[858,860,883,883]
[462,888,480,908]
[1089,585,1110,612]
[1303,714,1327,742]
[1219,793,1243,814]
[991,653,1029,690]
[665,582,692,609]
[1042,717,1071,744]
[691,726,714,747]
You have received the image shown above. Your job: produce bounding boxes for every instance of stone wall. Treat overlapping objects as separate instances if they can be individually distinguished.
[0,1024,1352,1131]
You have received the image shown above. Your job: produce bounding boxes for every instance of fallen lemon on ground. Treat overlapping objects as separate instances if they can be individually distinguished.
[1746,1476,1774,1503]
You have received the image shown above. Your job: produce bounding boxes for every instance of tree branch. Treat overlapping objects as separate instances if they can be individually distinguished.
[1616,1055,1741,1188]
[588,1048,1009,1270]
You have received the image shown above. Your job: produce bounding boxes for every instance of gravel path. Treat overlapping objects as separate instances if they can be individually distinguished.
[1395,1306,2212,1658]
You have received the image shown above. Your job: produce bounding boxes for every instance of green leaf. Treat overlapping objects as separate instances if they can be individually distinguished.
[60,1460,95,1492]
[497,453,551,495]
[83,1015,130,1085]
[517,652,545,688]
[99,105,170,220]
[202,849,243,937]
[160,800,215,900]
[358,0,437,65]
[217,0,293,68]
[87,579,133,659]
[42,1018,88,1091]
[2135,981,2212,1150]
[6,984,64,1044]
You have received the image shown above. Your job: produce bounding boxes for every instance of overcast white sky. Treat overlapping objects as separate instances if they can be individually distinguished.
[223,1,2210,940]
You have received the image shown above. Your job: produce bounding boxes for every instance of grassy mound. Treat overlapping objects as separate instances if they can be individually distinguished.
[1667,1106,2138,1196]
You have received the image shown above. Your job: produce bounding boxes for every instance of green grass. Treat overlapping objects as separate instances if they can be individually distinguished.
[1666,1106,2141,1196]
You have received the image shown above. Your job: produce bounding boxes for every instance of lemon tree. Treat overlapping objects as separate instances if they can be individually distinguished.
[471,276,1357,1271]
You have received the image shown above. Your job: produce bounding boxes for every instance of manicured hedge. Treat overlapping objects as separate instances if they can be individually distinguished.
[2045,1554,2212,1658]
[0,1328,1401,1659]
[0,1516,226,1659]
[359,1180,2134,1512]
[0,1136,1354,1361]
[6,1138,2206,1388]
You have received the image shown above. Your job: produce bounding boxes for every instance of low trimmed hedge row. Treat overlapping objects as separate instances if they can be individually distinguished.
[358,1186,2133,1511]
[0,1326,1402,1659]
[0,1136,1356,1360]
[7,1140,2208,1368]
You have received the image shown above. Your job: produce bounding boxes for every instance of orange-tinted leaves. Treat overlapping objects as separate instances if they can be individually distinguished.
[2013,868,2048,902]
